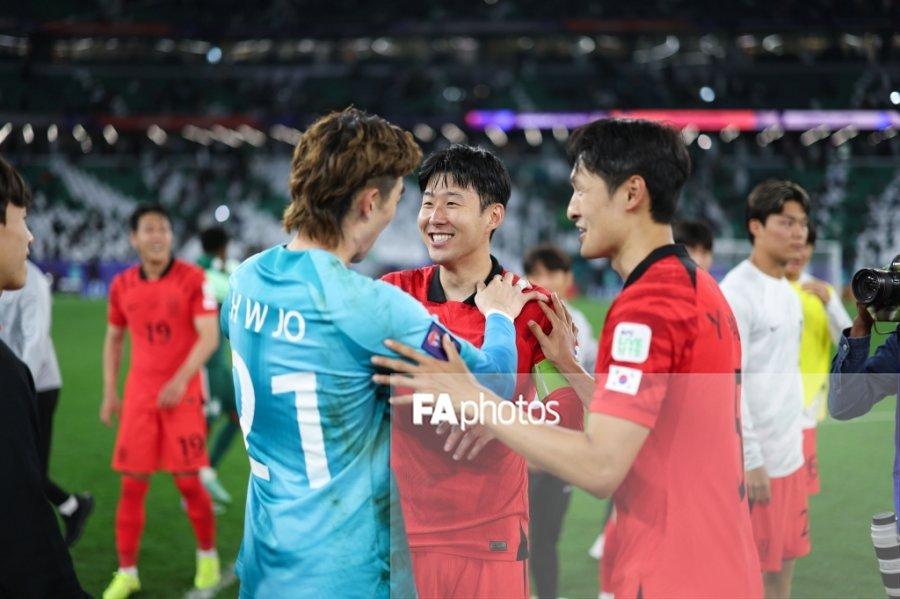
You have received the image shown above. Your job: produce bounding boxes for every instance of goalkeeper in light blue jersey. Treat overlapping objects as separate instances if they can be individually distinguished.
[223,109,545,598]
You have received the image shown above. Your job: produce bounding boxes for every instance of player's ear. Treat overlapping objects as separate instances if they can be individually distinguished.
[356,187,380,218]
[129,231,138,251]
[623,175,647,213]
[486,203,505,232]
[748,218,763,240]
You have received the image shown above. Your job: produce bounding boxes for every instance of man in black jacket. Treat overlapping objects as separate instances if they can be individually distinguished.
[0,155,87,598]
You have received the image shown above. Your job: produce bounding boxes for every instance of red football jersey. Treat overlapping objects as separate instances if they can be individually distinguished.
[107,259,218,400]
[590,245,761,598]
[383,257,582,561]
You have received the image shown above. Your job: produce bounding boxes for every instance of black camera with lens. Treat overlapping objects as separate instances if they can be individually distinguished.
[852,254,900,322]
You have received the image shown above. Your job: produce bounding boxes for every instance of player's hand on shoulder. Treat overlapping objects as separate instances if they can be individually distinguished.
[436,421,495,461]
[474,272,549,320]
[801,277,831,304]
[745,466,771,505]
[100,390,121,426]
[528,293,579,372]
[158,376,188,409]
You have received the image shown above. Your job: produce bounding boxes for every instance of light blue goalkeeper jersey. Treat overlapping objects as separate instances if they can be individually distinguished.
[223,246,517,598]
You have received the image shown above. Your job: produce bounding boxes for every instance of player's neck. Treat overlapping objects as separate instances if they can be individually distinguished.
[141,256,172,280]
[611,224,674,282]
[749,250,787,279]
[438,247,493,302]
[287,233,353,265]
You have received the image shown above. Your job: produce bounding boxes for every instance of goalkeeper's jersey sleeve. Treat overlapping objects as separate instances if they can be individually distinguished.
[223,245,515,598]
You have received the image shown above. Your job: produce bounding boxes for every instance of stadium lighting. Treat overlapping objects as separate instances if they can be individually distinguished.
[206,46,223,64]
[720,124,740,142]
[699,87,716,103]
[441,123,467,143]
[524,128,543,146]
[269,124,301,145]
[211,124,241,147]
[103,124,118,145]
[552,125,569,142]
[485,125,508,147]
[214,205,231,223]
[80,137,92,153]
[22,123,33,144]
[681,124,699,145]
[697,134,712,150]
[577,36,596,54]
[413,123,436,143]
[831,125,858,146]
[73,124,88,142]
[891,91,900,106]
[148,124,168,145]
[182,124,213,146]
[238,124,266,147]
[47,124,58,143]
[442,87,464,102]
[0,122,11,145]
[800,125,830,146]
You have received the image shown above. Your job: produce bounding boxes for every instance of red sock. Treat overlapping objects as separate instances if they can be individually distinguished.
[115,476,149,568]
[174,474,216,551]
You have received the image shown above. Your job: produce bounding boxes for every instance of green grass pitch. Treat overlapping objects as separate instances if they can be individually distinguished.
[49,295,895,598]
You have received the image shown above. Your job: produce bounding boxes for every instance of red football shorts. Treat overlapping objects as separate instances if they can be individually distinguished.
[802,427,820,495]
[410,550,528,599]
[749,466,811,572]
[113,379,209,474]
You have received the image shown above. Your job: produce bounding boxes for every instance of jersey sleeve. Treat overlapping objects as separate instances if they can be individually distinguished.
[189,269,219,318]
[107,276,127,327]
[525,302,583,429]
[588,300,675,430]
[337,278,517,395]
[720,281,764,471]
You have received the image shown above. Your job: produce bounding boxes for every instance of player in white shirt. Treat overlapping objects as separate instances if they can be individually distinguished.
[0,260,93,546]
[720,180,811,599]
[784,223,852,496]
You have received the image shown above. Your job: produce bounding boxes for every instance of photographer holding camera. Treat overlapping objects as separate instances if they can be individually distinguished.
[829,255,900,509]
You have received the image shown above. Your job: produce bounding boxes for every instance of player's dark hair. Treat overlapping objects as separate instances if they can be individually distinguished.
[745,179,810,244]
[418,144,512,211]
[806,220,817,247]
[200,226,229,254]
[0,155,31,225]
[673,219,714,252]
[129,203,170,232]
[284,107,422,246]
[567,118,690,224]
[523,244,572,276]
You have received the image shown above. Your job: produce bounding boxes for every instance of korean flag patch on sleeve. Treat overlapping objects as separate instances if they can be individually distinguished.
[421,321,461,361]
[611,322,652,364]
[605,365,643,396]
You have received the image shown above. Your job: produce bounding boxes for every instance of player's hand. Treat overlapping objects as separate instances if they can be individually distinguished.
[100,391,121,426]
[372,335,488,421]
[850,301,875,338]
[746,466,771,505]
[436,422,495,461]
[527,292,579,372]
[801,278,831,304]
[158,377,188,409]
[474,272,549,321]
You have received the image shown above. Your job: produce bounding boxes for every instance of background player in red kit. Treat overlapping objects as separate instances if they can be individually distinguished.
[382,145,583,598]
[100,204,221,599]
[376,119,763,598]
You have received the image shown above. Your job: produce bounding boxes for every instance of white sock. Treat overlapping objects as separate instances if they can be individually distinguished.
[197,548,218,559]
[119,566,138,577]
[199,467,216,483]
[58,495,78,516]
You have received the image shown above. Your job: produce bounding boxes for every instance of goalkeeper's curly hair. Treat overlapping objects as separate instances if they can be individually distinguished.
[283,107,422,246]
